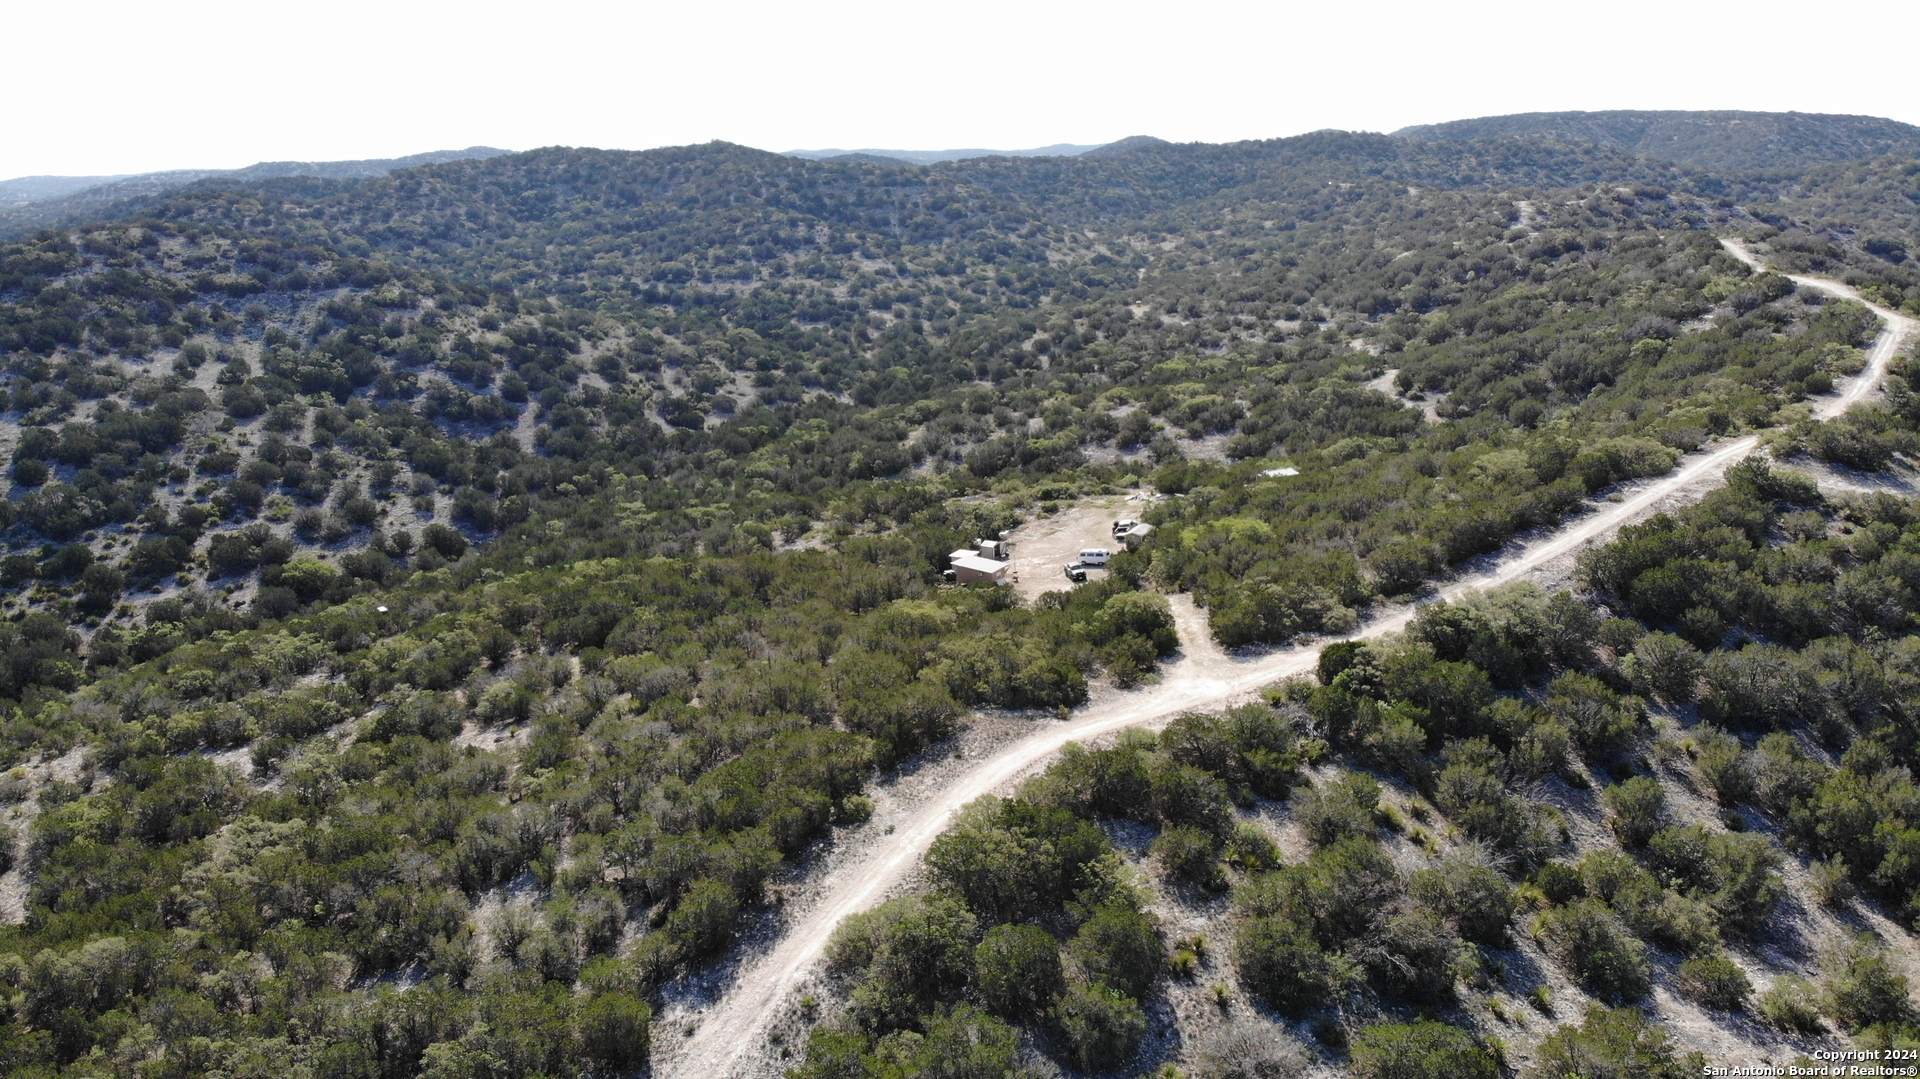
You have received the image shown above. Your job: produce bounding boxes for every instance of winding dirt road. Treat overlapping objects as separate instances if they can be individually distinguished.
[1721,238,1914,419]
[668,243,1916,1078]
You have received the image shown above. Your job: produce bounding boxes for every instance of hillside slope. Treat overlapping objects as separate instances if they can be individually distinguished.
[1396,109,1920,170]
[0,147,510,238]
[783,143,1102,164]
[3,125,1920,1078]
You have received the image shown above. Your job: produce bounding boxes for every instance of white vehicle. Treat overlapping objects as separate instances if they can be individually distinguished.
[1078,548,1111,566]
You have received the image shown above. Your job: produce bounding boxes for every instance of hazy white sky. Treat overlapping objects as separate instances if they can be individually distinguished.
[7,0,1917,179]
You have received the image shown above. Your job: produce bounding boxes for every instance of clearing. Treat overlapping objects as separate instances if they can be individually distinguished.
[1000,492,1156,601]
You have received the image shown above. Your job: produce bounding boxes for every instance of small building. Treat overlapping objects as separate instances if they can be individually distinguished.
[975,538,1008,560]
[951,554,1010,585]
[1116,522,1155,548]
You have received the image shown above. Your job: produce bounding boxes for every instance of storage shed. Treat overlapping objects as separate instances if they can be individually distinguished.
[951,554,1010,585]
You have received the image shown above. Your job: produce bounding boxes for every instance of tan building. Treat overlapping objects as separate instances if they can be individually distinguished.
[949,551,1011,585]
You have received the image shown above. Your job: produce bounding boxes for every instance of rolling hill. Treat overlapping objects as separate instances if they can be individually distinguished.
[0,147,510,236]
[1,113,1919,1078]
[1395,108,1920,170]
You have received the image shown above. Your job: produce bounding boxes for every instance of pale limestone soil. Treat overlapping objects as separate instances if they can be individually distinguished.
[1365,367,1445,424]
[0,746,91,924]
[1000,493,1138,603]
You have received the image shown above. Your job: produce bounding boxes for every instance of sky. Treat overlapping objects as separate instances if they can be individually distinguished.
[6,0,1918,179]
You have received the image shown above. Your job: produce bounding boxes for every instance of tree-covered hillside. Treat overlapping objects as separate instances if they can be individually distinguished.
[0,121,1917,1077]
[1395,109,1920,171]
[0,149,511,240]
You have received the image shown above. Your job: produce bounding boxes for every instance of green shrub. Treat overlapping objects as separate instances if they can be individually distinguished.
[1691,726,1752,804]
[1430,738,1559,867]
[573,993,651,1073]
[1223,822,1281,871]
[662,878,740,961]
[1534,899,1651,1004]
[1623,631,1703,702]
[1361,907,1460,1003]
[789,1028,872,1079]
[1150,759,1234,838]
[1233,913,1343,1016]
[1348,1020,1497,1079]
[1239,837,1401,949]
[1699,645,1823,732]
[1596,617,1645,653]
[1822,935,1912,1032]
[1410,858,1514,946]
[1292,772,1380,848]
[1365,705,1432,783]
[1677,953,1752,1011]
[1546,671,1643,754]
[1645,825,1782,933]
[1757,975,1824,1034]
[1053,982,1146,1073]
[973,924,1062,1020]
[1529,1005,1690,1079]
[1151,824,1225,890]
[1810,856,1855,908]
[1039,742,1154,822]
[926,797,1108,923]
[831,894,979,1035]
[1067,898,1162,999]
[1576,850,1719,956]
[1507,711,1573,783]
[1601,776,1665,847]
[1533,862,1587,906]
[870,1004,1023,1079]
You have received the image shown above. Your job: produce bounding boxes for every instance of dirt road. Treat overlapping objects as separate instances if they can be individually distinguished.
[667,248,1917,1079]
[1720,238,1917,421]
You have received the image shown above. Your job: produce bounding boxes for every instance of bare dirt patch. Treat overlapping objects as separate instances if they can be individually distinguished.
[1366,367,1444,423]
[0,745,91,924]
[1000,492,1159,602]
[1779,453,1920,499]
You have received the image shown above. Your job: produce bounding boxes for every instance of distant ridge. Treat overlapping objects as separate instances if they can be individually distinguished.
[1393,110,1920,170]
[0,175,130,207]
[0,147,511,234]
[817,153,919,168]
[1083,135,1172,157]
[783,142,1103,165]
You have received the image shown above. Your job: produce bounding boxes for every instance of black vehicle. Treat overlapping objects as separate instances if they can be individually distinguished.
[1063,563,1087,583]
